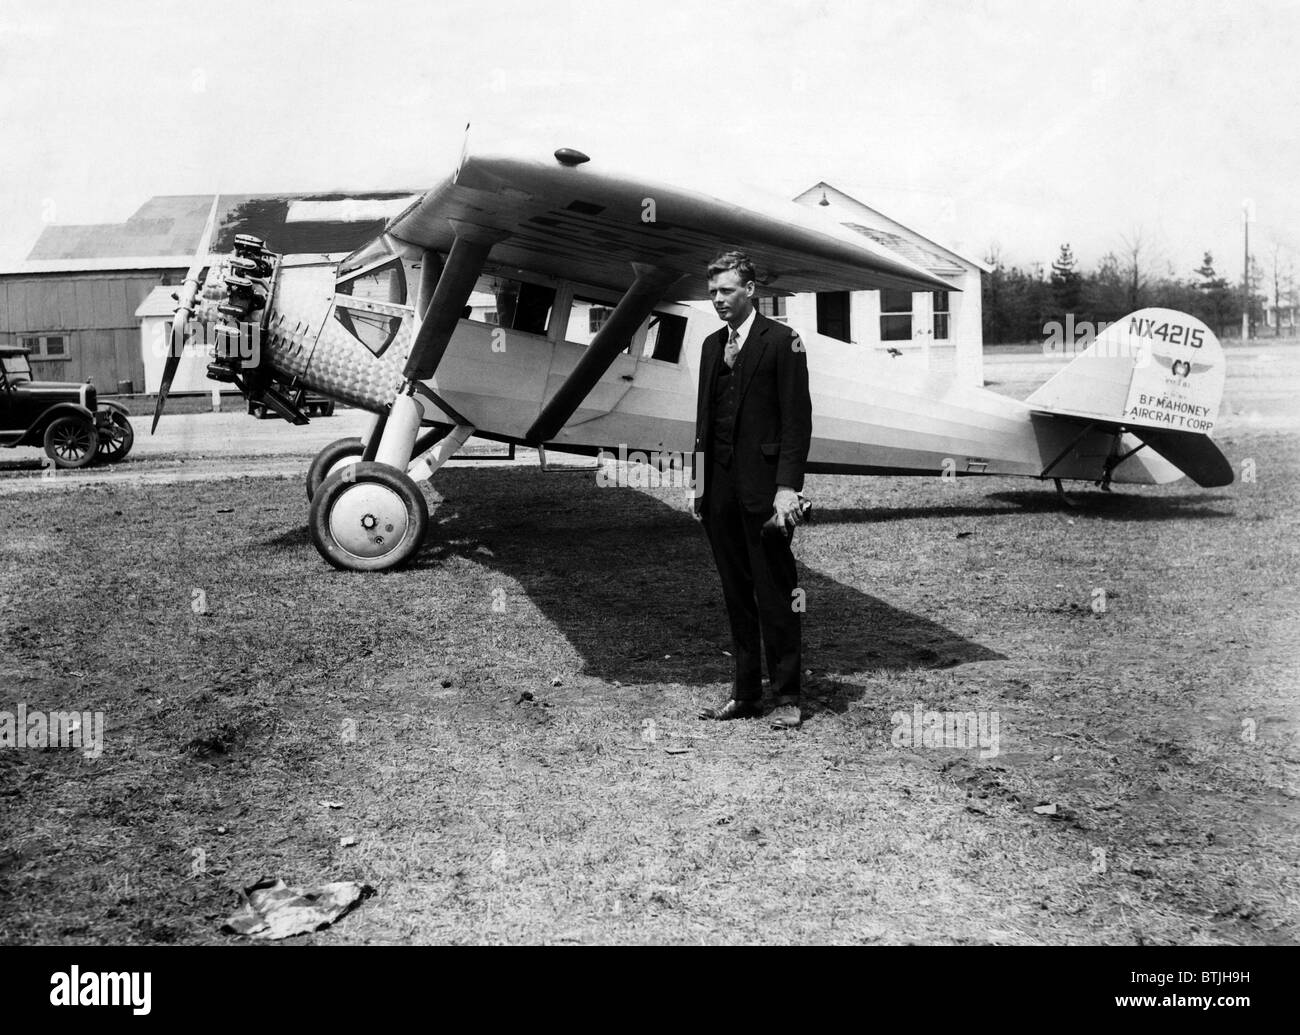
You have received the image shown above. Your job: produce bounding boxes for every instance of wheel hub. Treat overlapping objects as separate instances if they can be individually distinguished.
[328,483,407,559]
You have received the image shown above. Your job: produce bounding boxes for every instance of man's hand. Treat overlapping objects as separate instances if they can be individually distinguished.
[774,485,804,527]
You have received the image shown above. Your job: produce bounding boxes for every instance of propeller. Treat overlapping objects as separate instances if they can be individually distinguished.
[152,195,222,433]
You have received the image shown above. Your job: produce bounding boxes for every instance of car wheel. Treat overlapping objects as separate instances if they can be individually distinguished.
[96,411,134,463]
[306,437,366,502]
[43,416,99,469]
[310,462,428,571]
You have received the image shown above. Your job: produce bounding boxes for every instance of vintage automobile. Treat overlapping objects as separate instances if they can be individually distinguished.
[0,345,135,468]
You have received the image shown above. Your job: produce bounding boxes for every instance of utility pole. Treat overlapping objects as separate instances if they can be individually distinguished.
[1243,199,1255,341]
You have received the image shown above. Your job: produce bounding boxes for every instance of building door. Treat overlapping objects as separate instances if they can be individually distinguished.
[816,291,851,343]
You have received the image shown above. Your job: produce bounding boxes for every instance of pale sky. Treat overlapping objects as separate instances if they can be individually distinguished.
[2,0,1297,281]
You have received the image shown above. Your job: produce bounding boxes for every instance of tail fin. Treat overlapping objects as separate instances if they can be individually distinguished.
[1027,308,1232,487]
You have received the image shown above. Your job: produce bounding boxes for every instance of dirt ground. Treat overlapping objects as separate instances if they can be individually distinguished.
[0,343,1296,945]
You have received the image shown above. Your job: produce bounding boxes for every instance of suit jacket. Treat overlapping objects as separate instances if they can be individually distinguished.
[693,311,813,516]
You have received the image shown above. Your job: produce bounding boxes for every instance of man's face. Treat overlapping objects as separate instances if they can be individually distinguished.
[708,269,755,327]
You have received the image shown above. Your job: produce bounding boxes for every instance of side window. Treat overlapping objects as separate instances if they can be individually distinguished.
[564,294,621,347]
[564,296,687,363]
[466,275,555,335]
[3,352,33,381]
[641,311,687,363]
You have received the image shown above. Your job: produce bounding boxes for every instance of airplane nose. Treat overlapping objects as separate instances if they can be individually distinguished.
[195,235,277,384]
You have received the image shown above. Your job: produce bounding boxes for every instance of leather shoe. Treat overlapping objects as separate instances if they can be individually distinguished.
[768,702,802,729]
[699,698,761,721]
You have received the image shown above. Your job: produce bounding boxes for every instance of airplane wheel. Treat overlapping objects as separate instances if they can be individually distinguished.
[310,462,428,571]
[306,437,365,501]
[43,416,99,469]
[96,410,134,463]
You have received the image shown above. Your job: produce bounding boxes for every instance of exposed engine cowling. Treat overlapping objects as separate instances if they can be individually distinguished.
[195,233,276,384]
[190,236,310,425]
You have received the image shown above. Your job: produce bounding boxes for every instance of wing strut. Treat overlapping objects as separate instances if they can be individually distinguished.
[525,263,682,445]
[404,229,502,380]
[373,228,502,470]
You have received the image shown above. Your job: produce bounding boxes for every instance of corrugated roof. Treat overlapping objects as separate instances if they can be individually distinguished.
[20,191,422,268]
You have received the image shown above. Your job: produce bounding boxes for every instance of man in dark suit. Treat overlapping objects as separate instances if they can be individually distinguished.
[693,251,812,729]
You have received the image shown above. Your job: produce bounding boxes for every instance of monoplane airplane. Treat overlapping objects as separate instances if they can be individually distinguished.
[153,145,1233,571]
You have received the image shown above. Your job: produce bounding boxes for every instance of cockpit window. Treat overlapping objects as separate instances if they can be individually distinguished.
[337,236,399,282]
[465,274,554,335]
[337,258,407,305]
[334,306,402,357]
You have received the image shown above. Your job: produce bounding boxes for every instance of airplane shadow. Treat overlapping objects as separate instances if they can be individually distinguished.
[811,487,1235,525]
[401,467,1004,711]
[984,488,1235,521]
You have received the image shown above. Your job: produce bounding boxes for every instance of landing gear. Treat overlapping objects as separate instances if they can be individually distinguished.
[306,437,365,502]
[309,462,428,571]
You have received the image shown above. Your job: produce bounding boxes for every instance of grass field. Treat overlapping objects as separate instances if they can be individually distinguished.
[1,365,1297,944]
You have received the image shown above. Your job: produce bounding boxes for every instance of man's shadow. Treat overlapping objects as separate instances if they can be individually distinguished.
[396,466,1005,712]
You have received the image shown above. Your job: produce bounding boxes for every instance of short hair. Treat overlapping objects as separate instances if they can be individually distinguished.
[707,250,757,285]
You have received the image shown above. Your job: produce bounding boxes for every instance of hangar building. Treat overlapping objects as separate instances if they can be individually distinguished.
[0,184,984,394]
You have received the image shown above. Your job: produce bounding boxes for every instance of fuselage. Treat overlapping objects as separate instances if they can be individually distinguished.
[239,253,1178,486]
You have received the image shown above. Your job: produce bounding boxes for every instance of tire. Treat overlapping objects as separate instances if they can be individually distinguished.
[43,416,99,469]
[95,410,134,463]
[309,462,428,571]
[320,401,335,417]
[306,436,365,502]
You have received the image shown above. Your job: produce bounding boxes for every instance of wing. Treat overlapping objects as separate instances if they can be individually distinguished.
[384,149,954,297]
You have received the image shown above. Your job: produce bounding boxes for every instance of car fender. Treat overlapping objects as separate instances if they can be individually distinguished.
[22,402,96,446]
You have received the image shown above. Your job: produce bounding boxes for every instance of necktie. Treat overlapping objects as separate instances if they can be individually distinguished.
[724,328,740,368]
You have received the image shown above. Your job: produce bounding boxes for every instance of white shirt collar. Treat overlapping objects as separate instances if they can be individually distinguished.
[728,307,758,348]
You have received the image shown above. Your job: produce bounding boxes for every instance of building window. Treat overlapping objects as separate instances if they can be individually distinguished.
[880,290,913,342]
[816,291,851,342]
[932,290,950,340]
[589,306,613,334]
[20,334,69,360]
[757,296,787,321]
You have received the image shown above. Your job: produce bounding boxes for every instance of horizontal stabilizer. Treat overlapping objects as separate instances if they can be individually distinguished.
[1126,426,1234,487]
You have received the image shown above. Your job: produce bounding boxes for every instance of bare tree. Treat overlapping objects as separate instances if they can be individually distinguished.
[1117,228,1158,311]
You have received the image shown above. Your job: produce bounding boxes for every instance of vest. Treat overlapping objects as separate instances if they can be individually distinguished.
[711,349,740,468]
